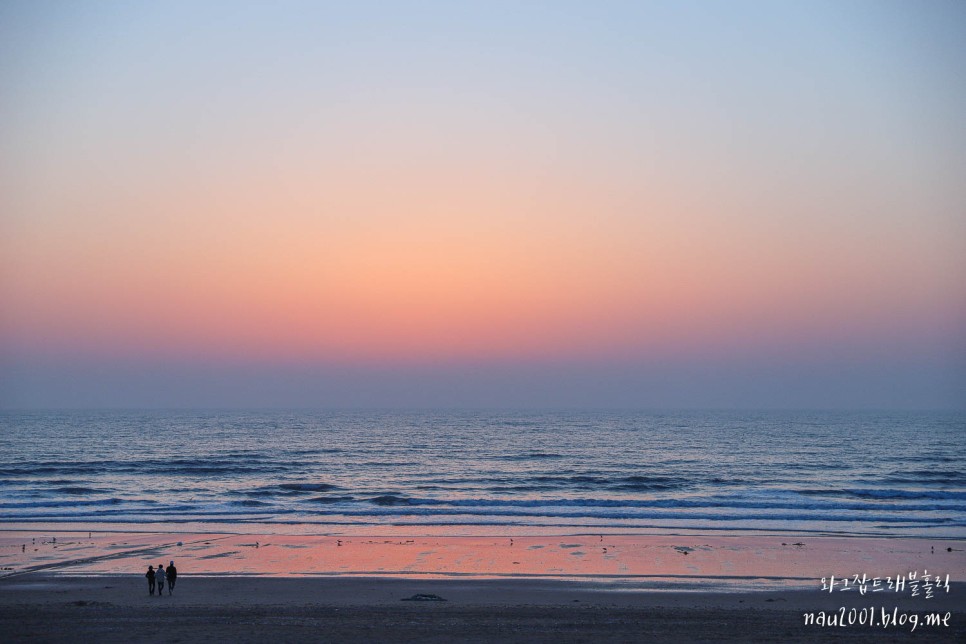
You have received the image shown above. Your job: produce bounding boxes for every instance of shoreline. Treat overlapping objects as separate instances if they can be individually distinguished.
[6,521,966,537]
[4,520,962,540]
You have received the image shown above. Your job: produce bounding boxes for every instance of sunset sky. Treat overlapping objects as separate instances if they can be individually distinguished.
[2,1,964,408]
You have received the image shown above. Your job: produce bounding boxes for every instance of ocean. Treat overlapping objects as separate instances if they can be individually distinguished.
[1,410,964,537]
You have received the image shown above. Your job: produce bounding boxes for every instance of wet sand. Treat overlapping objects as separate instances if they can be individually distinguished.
[2,531,964,641]
[3,531,964,584]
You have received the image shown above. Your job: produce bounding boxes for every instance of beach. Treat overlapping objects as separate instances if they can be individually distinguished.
[2,530,964,642]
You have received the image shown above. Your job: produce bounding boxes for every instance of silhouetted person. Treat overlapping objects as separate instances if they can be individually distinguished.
[155,563,166,596]
[146,565,156,595]
[166,561,177,594]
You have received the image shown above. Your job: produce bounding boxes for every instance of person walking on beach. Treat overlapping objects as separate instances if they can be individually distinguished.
[155,563,166,596]
[146,565,156,595]
[166,561,177,595]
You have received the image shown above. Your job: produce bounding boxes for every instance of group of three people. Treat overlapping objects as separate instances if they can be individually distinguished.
[145,561,177,596]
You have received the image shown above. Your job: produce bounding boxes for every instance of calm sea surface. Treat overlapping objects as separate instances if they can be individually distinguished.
[1,410,964,537]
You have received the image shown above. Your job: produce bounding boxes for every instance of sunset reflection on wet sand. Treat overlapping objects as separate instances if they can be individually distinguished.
[3,531,963,591]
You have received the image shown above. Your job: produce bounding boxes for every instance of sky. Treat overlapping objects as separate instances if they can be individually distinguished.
[1,0,964,409]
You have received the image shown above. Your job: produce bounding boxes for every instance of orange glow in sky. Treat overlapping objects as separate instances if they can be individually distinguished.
[1,1,964,407]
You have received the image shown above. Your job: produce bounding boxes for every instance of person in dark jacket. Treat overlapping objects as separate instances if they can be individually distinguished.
[155,563,166,596]
[166,561,177,594]
[145,565,156,595]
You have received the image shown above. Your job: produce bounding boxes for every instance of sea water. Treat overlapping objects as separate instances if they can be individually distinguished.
[1,410,964,537]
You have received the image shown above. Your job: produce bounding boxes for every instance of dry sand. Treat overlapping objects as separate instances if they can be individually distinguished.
[2,575,963,643]
[2,530,964,642]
